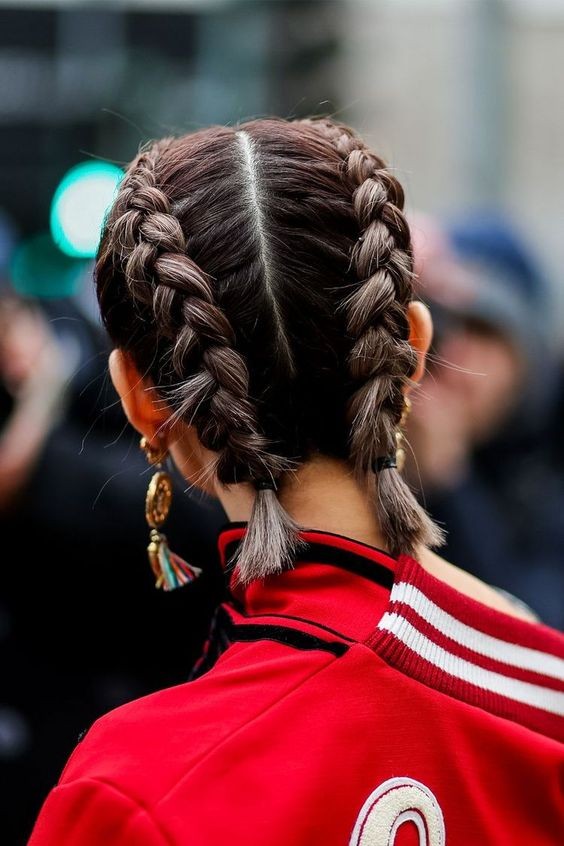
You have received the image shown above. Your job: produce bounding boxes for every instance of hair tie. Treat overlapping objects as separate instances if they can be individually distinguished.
[255,479,278,492]
[372,456,397,473]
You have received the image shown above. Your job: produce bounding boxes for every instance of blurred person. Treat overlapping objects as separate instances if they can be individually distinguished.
[0,295,68,510]
[409,213,564,628]
[0,292,71,843]
[28,119,563,846]
[0,216,68,508]
[0,281,224,844]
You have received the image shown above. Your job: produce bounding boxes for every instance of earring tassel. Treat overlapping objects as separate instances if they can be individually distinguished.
[148,529,202,591]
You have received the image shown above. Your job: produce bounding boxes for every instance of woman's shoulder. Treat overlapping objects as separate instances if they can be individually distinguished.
[417,547,540,622]
[31,676,232,845]
[56,627,339,803]
[30,634,352,845]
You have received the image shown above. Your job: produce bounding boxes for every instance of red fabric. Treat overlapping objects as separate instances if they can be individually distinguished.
[29,529,564,845]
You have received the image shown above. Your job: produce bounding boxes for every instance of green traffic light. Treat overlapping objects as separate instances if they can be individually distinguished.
[50,161,123,258]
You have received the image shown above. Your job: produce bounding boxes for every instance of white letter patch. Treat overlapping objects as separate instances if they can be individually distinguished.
[349,777,446,845]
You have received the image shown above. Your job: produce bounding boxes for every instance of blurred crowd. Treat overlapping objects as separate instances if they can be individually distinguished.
[1,206,563,842]
[409,211,564,627]
[0,219,225,842]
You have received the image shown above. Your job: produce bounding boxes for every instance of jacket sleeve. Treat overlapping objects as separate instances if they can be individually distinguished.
[28,778,168,846]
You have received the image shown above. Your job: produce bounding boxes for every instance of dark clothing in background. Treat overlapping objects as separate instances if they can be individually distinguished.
[425,213,564,632]
[0,300,224,845]
[428,381,564,631]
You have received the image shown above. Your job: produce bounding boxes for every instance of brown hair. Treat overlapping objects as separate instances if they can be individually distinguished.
[96,118,443,583]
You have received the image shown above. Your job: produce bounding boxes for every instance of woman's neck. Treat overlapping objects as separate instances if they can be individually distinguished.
[216,454,536,623]
[218,454,389,552]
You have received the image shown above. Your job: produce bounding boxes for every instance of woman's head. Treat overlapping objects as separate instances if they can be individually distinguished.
[96,117,442,582]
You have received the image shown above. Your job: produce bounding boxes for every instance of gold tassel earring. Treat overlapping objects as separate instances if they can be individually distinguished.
[141,437,202,591]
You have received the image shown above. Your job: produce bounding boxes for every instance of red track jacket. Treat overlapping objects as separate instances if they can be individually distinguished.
[29,527,564,845]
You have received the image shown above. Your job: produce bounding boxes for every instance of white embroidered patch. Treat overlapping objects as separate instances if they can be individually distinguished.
[349,777,446,846]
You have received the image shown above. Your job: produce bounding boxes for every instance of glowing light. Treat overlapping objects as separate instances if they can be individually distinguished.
[50,162,123,258]
[10,232,85,299]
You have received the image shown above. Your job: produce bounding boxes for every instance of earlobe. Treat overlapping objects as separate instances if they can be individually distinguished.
[108,349,170,439]
[407,300,433,385]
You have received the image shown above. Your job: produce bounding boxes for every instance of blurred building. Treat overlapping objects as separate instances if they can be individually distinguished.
[344,0,564,335]
[0,0,342,234]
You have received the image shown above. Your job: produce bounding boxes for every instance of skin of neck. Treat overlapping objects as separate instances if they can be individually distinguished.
[221,453,389,552]
[168,432,535,622]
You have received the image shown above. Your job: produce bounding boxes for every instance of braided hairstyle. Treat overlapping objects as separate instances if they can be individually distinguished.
[300,119,444,554]
[96,119,442,584]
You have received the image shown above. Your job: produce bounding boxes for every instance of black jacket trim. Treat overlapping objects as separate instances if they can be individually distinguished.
[218,605,349,656]
[234,610,358,644]
[228,622,349,657]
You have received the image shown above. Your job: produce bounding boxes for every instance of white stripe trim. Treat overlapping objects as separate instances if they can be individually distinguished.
[389,581,564,682]
[378,613,564,717]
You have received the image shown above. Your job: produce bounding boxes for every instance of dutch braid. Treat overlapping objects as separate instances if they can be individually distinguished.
[301,119,444,556]
[101,140,300,583]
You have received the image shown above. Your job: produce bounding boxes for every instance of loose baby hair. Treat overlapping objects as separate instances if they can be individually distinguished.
[96,118,443,584]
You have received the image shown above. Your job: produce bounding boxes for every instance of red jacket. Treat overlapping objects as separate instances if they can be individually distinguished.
[29,527,564,845]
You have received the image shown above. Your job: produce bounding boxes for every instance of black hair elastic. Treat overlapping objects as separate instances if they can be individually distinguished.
[255,479,278,492]
[372,455,397,473]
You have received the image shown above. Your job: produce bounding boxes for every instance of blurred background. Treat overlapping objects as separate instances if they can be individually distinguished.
[1,0,563,842]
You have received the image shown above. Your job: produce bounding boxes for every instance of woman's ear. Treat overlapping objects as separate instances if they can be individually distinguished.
[109,349,215,494]
[407,300,433,385]
[108,349,169,440]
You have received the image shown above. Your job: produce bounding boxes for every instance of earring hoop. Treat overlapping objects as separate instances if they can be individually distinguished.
[373,396,412,475]
[140,436,168,467]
